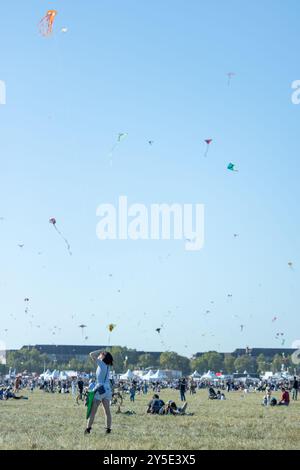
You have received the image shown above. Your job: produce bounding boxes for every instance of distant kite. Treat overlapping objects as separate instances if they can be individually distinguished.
[61,28,68,33]
[272,316,278,322]
[148,140,154,146]
[18,244,24,248]
[107,323,116,345]
[227,162,238,172]
[108,323,116,333]
[39,10,57,37]
[227,72,236,87]
[288,262,294,270]
[49,217,72,256]
[109,133,128,165]
[155,328,161,334]
[240,324,244,332]
[24,298,29,315]
[204,139,212,157]
[78,324,87,338]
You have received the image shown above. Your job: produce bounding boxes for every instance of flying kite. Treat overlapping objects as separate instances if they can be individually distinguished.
[272,316,278,322]
[148,140,154,146]
[275,333,285,345]
[204,139,212,157]
[78,324,87,338]
[18,244,24,248]
[227,162,238,172]
[226,72,236,87]
[61,28,68,33]
[233,234,239,238]
[39,10,58,37]
[24,298,29,315]
[155,326,166,348]
[107,323,116,345]
[240,324,244,332]
[288,262,294,269]
[49,217,72,256]
[108,133,128,165]
[108,323,116,333]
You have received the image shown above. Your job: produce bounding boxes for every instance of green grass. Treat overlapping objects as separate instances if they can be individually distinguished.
[0,389,299,450]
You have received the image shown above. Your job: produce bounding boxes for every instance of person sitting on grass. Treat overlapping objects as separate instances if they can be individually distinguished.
[278,387,290,406]
[262,389,272,406]
[208,387,218,399]
[159,400,188,415]
[3,387,28,400]
[147,394,165,414]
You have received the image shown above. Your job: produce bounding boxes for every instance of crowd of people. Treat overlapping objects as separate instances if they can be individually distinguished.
[1,355,299,435]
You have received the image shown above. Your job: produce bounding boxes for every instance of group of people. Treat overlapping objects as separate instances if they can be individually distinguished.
[2,354,299,436]
[262,387,291,407]
[146,394,188,415]
[0,386,28,400]
[208,387,226,400]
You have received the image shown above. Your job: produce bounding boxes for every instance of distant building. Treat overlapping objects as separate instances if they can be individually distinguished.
[193,348,296,361]
[18,345,162,364]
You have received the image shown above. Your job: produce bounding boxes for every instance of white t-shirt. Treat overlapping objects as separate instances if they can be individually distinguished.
[94,360,111,400]
[96,360,111,388]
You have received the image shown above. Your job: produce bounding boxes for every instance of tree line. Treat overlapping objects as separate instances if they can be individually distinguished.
[0,347,298,376]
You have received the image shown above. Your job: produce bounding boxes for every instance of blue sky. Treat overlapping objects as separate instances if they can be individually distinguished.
[0,0,299,356]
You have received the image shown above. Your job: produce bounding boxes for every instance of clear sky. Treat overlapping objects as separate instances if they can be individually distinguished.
[0,0,300,356]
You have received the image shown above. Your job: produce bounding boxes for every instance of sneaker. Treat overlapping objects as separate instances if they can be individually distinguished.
[84,427,91,435]
[105,428,111,434]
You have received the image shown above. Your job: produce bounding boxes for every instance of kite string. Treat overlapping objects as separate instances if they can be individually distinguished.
[54,225,72,256]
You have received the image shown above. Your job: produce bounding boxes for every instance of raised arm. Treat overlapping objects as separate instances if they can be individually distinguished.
[89,350,102,362]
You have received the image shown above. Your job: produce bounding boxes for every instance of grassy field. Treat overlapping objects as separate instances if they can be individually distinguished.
[0,389,299,450]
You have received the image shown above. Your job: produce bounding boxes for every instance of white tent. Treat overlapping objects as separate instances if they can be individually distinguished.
[149,370,167,380]
[65,370,78,378]
[142,370,155,381]
[59,371,69,381]
[200,370,217,381]
[190,370,201,378]
[119,369,135,380]
[40,369,52,380]
[50,370,60,379]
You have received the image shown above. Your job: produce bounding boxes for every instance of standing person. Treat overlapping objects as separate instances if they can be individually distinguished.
[71,379,77,398]
[143,381,148,394]
[14,375,22,394]
[77,378,84,401]
[179,378,186,402]
[129,383,136,402]
[85,350,113,435]
[292,376,298,401]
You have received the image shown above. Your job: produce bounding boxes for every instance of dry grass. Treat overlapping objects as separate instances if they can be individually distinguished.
[0,389,299,450]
